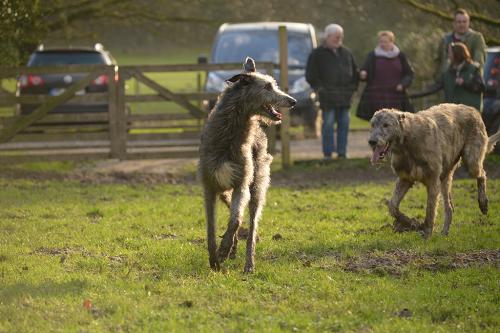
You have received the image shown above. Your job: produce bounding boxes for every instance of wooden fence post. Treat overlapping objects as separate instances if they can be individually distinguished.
[108,66,127,159]
[266,64,277,155]
[279,25,291,169]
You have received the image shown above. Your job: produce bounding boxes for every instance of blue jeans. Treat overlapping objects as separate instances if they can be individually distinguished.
[321,107,350,157]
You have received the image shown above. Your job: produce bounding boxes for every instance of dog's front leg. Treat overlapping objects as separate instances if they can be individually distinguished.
[422,179,440,238]
[244,155,271,273]
[441,172,454,235]
[219,190,238,259]
[218,186,250,263]
[388,178,412,218]
[388,179,420,232]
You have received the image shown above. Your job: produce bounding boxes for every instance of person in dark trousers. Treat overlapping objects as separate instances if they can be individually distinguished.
[306,23,358,160]
[356,30,414,121]
[412,42,485,111]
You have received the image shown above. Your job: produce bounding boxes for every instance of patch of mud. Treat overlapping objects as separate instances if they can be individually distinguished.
[339,249,500,276]
[31,246,91,257]
[271,161,395,188]
[31,246,127,264]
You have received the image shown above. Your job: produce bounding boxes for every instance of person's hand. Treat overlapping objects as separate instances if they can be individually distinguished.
[455,77,464,85]
[360,70,367,80]
[396,84,403,92]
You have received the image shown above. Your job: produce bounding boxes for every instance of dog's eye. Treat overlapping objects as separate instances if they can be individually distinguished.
[383,123,389,128]
[264,83,273,91]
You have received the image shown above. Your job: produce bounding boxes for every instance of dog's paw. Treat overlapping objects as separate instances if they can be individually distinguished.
[420,227,433,239]
[393,215,421,233]
[478,198,488,215]
[209,257,221,271]
[243,265,255,274]
[217,246,231,263]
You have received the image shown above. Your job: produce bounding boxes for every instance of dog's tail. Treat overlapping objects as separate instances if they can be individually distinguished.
[487,130,500,153]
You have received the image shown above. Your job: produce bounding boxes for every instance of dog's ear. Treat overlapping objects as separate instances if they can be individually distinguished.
[398,113,406,123]
[226,73,253,85]
[244,57,256,73]
[226,74,243,83]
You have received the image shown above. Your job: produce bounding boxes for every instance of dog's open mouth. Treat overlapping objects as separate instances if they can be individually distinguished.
[370,142,390,165]
[263,104,282,120]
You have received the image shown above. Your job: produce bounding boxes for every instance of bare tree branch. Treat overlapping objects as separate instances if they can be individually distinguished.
[44,0,212,32]
[399,0,500,45]
[400,0,500,26]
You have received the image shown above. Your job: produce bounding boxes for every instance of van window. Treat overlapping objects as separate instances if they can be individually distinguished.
[213,30,313,67]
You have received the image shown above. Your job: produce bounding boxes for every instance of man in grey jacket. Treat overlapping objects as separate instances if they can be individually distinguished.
[306,24,358,159]
[436,8,487,77]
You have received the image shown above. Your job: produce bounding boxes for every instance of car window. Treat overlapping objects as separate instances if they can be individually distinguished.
[28,52,108,66]
[213,30,312,67]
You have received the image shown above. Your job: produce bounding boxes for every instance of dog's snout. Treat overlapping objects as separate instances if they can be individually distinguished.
[368,139,377,147]
[288,97,297,107]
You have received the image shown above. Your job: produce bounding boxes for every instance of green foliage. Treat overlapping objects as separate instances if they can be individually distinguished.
[0,161,499,332]
[0,0,45,67]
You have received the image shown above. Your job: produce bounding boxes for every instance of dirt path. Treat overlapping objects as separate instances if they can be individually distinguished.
[91,130,372,174]
[2,130,499,186]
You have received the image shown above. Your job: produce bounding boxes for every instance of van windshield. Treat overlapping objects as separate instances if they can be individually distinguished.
[213,30,312,67]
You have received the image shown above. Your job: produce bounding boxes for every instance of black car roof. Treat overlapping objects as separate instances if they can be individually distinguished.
[34,49,104,53]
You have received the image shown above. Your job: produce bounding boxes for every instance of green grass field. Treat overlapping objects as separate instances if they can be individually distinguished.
[0,158,498,332]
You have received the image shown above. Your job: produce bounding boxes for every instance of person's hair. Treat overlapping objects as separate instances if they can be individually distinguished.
[377,30,395,42]
[450,42,472,65]
[324,24,343,37]
[454,8,469,19]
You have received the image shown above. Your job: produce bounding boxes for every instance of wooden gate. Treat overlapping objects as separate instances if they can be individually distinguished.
[0,62,276,164]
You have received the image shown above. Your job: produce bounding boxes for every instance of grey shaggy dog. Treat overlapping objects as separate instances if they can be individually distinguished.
[369,103,500,237]
[199,57,296,272]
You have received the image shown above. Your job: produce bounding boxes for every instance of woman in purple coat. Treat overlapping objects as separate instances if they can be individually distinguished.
[356,31,414,121]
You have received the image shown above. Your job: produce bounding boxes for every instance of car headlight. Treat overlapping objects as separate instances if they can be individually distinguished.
[205,72,226,92]
[289,76,311,94]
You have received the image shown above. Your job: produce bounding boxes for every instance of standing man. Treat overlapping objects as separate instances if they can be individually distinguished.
[306,24,358,159]
[436,8,487,77]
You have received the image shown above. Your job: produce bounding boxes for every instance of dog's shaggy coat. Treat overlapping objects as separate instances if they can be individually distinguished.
[369,103,500,237]
[199,58,296,272]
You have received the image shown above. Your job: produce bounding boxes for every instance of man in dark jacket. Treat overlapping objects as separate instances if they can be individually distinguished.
[306,23,359,159]
[436,8,487,77]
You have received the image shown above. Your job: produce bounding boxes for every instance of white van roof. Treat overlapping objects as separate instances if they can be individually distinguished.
[218,22,313,34]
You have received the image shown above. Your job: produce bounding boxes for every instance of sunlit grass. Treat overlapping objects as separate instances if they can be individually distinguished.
[0,158,498,332]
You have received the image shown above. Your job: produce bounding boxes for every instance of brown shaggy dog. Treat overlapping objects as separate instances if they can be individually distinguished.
[368,103,500,237]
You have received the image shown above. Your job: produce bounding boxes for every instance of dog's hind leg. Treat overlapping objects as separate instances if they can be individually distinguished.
[440,171,454,236]
[477,177,488,215]
[463,142,488,214]
[204,187,220,271]
[244,155,271,273]
[218,186,250,263]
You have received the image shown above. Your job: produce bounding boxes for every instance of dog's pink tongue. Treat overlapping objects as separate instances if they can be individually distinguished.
[370,146,384,165]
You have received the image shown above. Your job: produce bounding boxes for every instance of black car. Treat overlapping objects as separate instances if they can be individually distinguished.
[482,46,500,152]
[17,44,117,115]
[203,22,319,133]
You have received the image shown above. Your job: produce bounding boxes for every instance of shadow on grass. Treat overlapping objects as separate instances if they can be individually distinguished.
[0,279,88,302]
